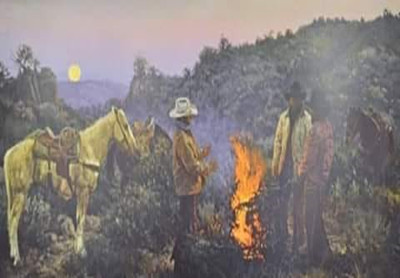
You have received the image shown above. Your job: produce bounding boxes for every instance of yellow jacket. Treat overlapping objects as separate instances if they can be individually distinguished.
[173,129,207,196]
[272,108,312,177]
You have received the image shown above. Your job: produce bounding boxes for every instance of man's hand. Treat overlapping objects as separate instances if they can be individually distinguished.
[201,144,212,158]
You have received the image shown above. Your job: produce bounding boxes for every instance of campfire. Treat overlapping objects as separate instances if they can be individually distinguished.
[230,136,267,260]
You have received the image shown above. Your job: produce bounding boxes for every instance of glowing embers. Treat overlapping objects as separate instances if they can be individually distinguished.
[230,136,267,260]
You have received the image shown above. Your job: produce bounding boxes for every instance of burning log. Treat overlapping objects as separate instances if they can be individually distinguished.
[230,135,267,260]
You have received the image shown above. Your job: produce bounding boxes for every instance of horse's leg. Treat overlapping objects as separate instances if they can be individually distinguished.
[9,192,27,265]
[4,139,35,265]
[105,143,116,182]
[74,186,89,257]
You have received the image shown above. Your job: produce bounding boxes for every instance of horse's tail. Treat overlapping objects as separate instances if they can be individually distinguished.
[3,147,12,229]
[387,126,397,166]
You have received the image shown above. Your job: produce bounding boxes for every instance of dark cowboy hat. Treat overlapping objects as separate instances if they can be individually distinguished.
[284,81,306,100]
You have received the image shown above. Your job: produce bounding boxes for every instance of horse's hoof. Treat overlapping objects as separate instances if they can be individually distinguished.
[12,257,21,267]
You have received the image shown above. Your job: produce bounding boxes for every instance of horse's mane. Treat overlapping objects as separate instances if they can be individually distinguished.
[351,106,396,153]
[25,129,45,139]
[350,107,391,128]
[360,107,394,133]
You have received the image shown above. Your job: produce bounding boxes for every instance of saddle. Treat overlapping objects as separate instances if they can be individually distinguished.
[33,126,80,181]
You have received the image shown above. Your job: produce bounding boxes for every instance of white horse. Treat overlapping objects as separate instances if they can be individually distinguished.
[4,107,153,265]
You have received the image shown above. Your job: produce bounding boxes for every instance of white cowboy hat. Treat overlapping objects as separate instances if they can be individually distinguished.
[169,97,198,118]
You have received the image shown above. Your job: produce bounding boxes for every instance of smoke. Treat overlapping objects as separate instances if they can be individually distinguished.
[192,107,240,184]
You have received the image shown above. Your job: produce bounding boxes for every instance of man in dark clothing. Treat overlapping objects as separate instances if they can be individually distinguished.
[298,91,333,265]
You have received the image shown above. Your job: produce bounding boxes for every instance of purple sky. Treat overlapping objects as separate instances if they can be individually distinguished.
[1,0,399,83]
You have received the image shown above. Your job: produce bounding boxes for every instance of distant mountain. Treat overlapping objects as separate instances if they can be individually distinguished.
[58,80,128,108]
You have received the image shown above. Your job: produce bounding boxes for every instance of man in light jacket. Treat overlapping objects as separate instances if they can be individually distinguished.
[272,81,312,251]
[169,97,217,234]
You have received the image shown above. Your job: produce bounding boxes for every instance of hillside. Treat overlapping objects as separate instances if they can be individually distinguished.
[125,11,400,144]
[1,11,400,278]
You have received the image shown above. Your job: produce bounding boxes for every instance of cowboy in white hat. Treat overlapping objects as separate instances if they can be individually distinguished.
[169,97,217,234]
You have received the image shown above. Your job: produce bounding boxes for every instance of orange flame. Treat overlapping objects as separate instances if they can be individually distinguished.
[230,136,267,260]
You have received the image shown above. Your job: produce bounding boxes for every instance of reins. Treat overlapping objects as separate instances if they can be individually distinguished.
[114,112,136,153]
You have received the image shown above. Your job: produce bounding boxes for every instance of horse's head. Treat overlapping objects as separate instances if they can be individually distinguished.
[111,107,138,156]
[131,116,156,159]
[346,107,363,145]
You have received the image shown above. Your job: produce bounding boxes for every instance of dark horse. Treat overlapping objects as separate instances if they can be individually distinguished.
[346,107,395,183]
[105,118,172,186]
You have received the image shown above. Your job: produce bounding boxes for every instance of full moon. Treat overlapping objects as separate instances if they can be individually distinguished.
[68,64,81,82]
